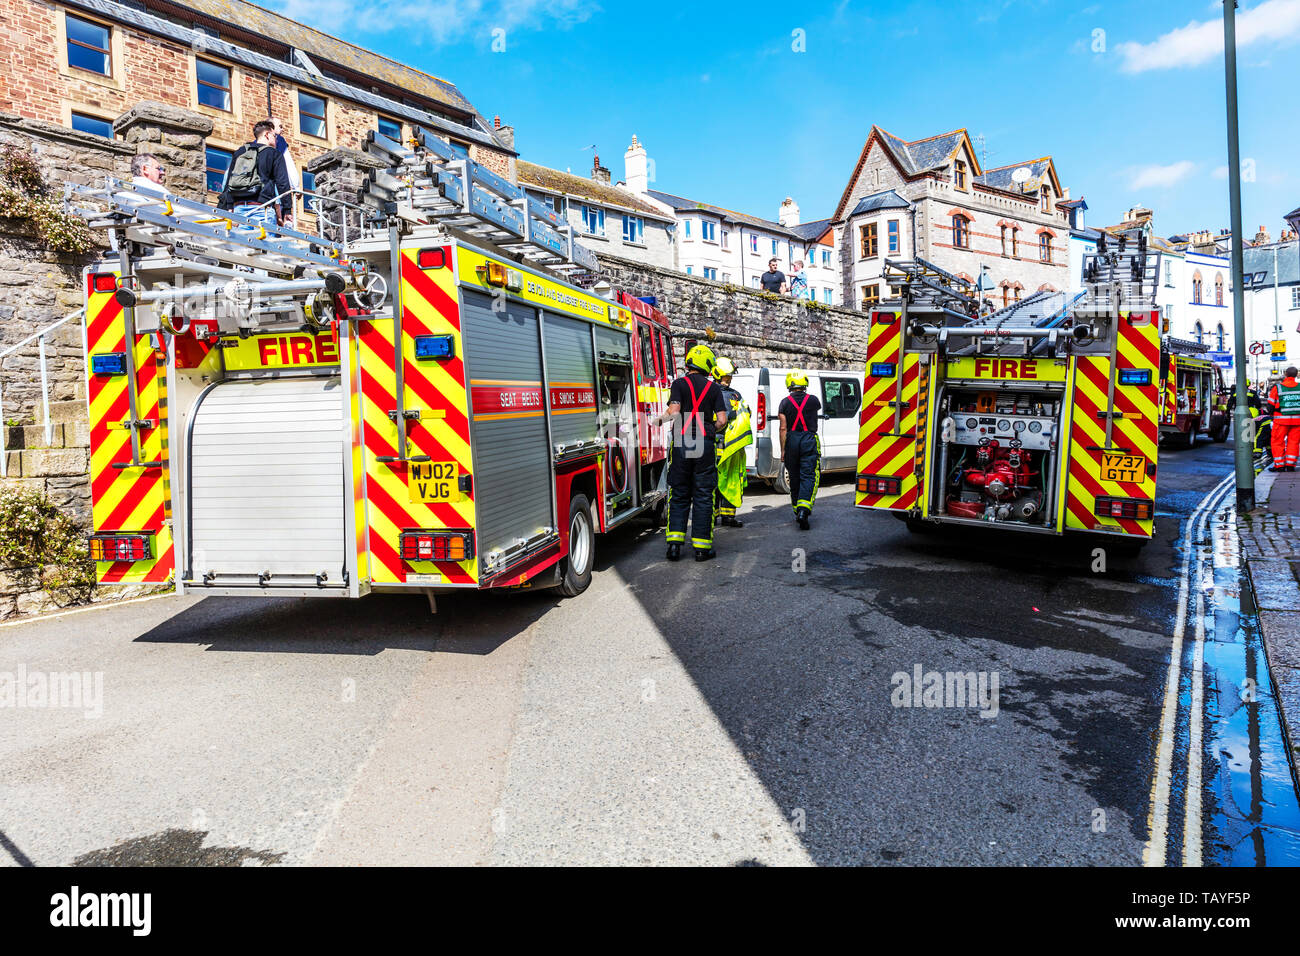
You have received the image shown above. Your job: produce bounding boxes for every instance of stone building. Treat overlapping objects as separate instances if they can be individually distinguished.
[830,125,1072,310]
[2,0,515,220]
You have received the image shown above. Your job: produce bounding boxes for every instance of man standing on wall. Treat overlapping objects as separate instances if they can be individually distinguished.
[217,120,294,229]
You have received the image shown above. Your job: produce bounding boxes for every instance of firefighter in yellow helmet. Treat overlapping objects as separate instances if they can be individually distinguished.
[712,357,753,528]
[778,369,821,530]
[663,343,728,561]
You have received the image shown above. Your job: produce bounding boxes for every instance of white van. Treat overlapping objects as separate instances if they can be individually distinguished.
[731,367,864,493]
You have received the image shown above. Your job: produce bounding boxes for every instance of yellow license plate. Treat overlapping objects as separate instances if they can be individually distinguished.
[1101,452,1146,484]
[409,461,461,503]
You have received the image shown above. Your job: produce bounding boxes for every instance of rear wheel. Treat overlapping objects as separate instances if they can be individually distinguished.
[557,495,595,598]
[1179,425,1197,448]
[1211,419,1230,443]
[771,465,790,496]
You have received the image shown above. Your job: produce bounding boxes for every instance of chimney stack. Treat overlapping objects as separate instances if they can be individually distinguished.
[592,153,610,185]
[779,197,800,227]
[624,134,648,194]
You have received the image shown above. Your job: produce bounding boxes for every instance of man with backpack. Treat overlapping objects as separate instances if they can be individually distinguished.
[218,120,294,229]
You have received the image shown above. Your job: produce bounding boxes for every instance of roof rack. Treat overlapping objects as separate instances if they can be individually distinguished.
[360,126,598,276]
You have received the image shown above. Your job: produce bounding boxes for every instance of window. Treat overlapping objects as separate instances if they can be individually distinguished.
[301,170,316,211]
[822,249,831,267]
[821,378,862,419]
[1000,225,1008,257]
[655,329,674,377]
[66,14,111,76]
[721,273,731,283]
[581,204,605,236]
[685,266,693,275]
[639,326,656,380]
[377,116,402,141]
[860,222,878,258]
[749,234,758,254]
[750,276,760,288]
[1194,320,1204,344]
[1011,227,1019,257]
[701,220,716,242]
[70,112,113,139]
[954,160,967,190]
[703,267,717,280]
[1165,261,1173,286]
[861,284,880,307]
[622,215,644,244]
[952,215,969,249]
[1039,233,1052,263]
[1216,324,1225,350]
[1215,274,1224,306]
[684,219,692,240]
[1292,287,1300,310]
[721,229,730,250]
[298,91,327,138]
[822,288,832,304]
[1013,286,1022,303]
[544,194,566,215]
[1001,286,1009,308]
[204,145,232,193]
[887,219,899,254]
[196,58,231,111]
[1192,272,1203,304]
[1040,187,1051,213]
[771,238,779,256]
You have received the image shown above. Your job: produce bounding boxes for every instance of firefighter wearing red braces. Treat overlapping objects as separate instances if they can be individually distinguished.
[664,344,729,562]
[778,370,821,530]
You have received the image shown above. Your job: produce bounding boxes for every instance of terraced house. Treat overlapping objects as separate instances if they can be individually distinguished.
[2,0,516,217]
[830,126,1072,310]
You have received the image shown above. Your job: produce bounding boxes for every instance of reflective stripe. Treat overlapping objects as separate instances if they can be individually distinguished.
[665,531,685,543]
[691,537,712,548]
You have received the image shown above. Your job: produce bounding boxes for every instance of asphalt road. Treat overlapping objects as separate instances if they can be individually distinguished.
[2,439,1297,866]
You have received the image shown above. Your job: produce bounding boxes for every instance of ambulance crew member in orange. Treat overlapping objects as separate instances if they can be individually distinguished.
[664,344,728,562]
[778,370,821,530]
[1267,366,1300,472]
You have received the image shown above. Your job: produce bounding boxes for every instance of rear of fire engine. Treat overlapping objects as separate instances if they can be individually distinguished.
[855,236,1162,544]
[68,125,673,603]
[1158,337,1230,446]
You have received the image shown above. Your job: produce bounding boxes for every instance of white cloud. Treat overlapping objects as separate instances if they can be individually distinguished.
[265,0,597,46]
[1128,161,1196,190]
[1212,165,1229,179]
[1115,0,1300,72]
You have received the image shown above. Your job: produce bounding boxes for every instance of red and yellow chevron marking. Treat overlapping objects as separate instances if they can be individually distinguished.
[84,272,174,585]
[1064,313,1161,537]
[856,311,922,511]
[1160,354,1177,425]
[358,246,478,586]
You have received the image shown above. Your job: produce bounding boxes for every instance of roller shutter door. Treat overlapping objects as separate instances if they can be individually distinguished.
[188,377,347,587]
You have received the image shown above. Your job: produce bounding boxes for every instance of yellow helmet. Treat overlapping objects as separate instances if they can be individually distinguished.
[713,356,736,380]
[685,343,717,376]
[786,369,809,390]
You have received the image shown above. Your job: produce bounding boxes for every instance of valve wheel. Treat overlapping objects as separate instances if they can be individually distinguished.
[359,272,388,310]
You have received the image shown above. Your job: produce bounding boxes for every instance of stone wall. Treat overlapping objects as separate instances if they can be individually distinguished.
[595,253,870,371]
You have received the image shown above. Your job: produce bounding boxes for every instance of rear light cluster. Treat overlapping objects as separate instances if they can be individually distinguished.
[756,391,766,423]
[858,475,901,495]
[89,534,151,562]
[400,531,474,562]
[1095,497,1153,520]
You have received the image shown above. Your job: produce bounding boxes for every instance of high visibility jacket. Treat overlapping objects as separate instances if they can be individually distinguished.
[1268,378,1300,419]
[717,386,753,464]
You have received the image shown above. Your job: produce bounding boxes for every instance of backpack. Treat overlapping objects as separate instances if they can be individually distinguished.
[223,144,268,200]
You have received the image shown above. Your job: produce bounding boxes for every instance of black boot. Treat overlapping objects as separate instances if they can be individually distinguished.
[797,508,810,530]
[666,542,682,561]
[722,515,744,527]
[694,548,716,562]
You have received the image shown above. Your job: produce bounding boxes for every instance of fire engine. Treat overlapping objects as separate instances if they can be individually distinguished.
[1158,337,1230,447]
[855,233,1162,544]
[65,126,677,604]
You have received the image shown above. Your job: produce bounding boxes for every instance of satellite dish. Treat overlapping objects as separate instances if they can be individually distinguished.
[1011,166,1032,185]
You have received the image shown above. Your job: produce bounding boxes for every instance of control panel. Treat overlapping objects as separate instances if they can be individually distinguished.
[951,414,1056,450]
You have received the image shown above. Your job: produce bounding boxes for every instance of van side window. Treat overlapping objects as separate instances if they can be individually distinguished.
[639,326,656,380]
[821,378,862,418]
[655,329,673,378]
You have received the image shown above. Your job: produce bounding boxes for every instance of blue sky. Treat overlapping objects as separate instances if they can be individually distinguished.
[267,0,1299,239]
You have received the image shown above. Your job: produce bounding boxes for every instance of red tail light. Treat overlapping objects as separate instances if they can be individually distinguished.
[756,391,766,425]
[400,530,474,562]
[1094,497,1153,521]
[858,475,902,495]
[89,534,151,562]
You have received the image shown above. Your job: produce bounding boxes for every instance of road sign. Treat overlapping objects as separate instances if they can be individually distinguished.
[1249,341,1268,355]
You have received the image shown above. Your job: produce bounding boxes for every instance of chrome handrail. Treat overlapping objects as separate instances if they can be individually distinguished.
[0,308,85,477]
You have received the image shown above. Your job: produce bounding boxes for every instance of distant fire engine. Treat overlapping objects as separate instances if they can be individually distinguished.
[67,125,677,604]
[1158,337,1230,447]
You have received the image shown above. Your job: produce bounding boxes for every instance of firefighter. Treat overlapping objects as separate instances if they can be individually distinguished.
[1267,366,1300,471]
[778,370,821,530]
[664,344,729,561]
[712,357,753,528]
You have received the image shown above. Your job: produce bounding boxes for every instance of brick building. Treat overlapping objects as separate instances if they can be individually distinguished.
[830,125,1072,310]
[1,0,515,215]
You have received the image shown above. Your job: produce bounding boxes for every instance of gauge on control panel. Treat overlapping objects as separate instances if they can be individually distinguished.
[1013,420,1026,432]
[1028,421,1043,433]
[997,420,1010,431]
[966,418,978,429]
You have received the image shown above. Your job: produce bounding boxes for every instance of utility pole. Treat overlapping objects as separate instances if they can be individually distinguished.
[1224,0,1254,510]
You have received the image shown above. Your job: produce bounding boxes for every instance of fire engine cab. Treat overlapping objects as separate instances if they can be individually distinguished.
[67,125,675,603]
[856,233,1163,544]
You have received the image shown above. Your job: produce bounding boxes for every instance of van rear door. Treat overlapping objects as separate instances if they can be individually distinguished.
[816,371,864,471]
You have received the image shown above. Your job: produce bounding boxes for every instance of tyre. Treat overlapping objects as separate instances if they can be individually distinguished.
[1211,420,1230,443]
[646,498,666,531]
[771,465,790,496]
[1179,425,1197,448]
[557,495,595,597]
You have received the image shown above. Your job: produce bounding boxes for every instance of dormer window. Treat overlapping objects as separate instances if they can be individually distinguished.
[954,161,967,190]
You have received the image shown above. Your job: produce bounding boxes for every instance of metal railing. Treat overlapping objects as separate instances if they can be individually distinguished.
[244,188,377,247]
[0,309,84,478]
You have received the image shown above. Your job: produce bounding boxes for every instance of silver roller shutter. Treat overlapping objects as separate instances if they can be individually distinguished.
[187,376,347,587]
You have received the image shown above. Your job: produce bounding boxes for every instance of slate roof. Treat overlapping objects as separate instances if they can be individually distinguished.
[848,189,911,217]
[646,189,812,238]
[873,128,967,176]
[1243,241,1300,286]
[976,158,1054,194]
[145,0,476,116]
[787,218,834,242]
[519,162,670,219]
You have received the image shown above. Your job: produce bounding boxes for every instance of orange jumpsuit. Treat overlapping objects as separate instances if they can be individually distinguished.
[1267,377,1300,467]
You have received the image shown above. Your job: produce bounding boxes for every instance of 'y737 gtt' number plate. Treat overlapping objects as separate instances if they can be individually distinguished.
[409,461,460,503]
[1101,452,1146,484]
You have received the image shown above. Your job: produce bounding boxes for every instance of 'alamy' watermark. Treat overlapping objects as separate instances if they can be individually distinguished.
[890,665,999,718]
[0,666,103,718]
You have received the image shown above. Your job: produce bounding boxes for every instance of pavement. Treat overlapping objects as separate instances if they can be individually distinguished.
[1237,466,1300,773]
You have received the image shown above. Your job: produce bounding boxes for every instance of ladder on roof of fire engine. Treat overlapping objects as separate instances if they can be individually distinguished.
[64,179,345,274]
[360,126,599,277]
